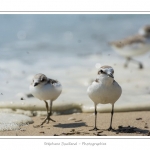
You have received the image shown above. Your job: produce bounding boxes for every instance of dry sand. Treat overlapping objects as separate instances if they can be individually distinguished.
[0,111,150,136]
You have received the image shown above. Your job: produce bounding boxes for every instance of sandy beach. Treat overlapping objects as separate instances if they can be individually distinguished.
[0,111,150,136]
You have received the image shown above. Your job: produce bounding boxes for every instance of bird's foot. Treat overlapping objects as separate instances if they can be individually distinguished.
[41,116,56,125]
[89,127,100,131]
[108,126,115,131]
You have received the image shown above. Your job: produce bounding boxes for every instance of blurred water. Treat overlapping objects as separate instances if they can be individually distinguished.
[0,14,150,115]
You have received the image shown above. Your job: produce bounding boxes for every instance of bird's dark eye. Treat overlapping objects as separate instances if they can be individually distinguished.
[41,78,45,82]
[100,70,103,73]
[98,70,103,74]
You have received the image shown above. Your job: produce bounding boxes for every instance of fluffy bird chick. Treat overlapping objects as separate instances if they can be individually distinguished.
[30,73,62,126]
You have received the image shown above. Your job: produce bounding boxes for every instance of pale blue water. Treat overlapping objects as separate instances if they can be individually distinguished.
[0,14,150,115]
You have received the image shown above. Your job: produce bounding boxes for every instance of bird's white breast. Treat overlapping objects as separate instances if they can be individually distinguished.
[30,82,62,101]
[112,42,150,57]
[87,80,122,105]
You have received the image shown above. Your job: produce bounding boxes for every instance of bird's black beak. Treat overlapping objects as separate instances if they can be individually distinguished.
[107,73,114,78]
[34,82,39,86]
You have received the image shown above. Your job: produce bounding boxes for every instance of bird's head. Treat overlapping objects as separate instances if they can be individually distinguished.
[139,25,150,37]
[32,73,48,87]
[98,65,114,79]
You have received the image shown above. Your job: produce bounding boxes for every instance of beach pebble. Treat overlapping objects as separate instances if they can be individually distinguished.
[75,120,82,122]
[146,132,150,136]
[54,134,59,136]
[144,123,148,128]
[39,131,45,134]
[20,129,26,131]
[70,129,75,132]
[68,117,76,121]
[136,118,142,120]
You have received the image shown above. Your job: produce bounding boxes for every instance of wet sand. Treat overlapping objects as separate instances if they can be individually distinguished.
[0,111,150,136]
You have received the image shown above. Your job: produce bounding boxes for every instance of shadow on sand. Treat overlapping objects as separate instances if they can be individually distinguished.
[53,122,87,128]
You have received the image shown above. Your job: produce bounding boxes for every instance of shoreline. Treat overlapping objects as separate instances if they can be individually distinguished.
[0,111,150,136]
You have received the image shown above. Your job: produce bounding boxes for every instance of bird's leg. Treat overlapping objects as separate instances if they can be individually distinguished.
[108,104,115,131]
[89,104,99,131]
[124,57,131,68]
[47,100,55,123]
[130,58,143,69]
[41,100,55,126]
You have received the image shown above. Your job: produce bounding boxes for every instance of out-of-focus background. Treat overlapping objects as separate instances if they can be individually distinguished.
[0,14,150,115]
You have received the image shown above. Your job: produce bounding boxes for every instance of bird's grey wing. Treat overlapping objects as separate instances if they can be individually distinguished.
[110,34,145,48]
[47,78,58,84]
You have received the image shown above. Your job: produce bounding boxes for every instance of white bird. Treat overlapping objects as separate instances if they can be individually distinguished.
[110,25,150,69]
[87,66,122,131]
[29,73,62,126]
